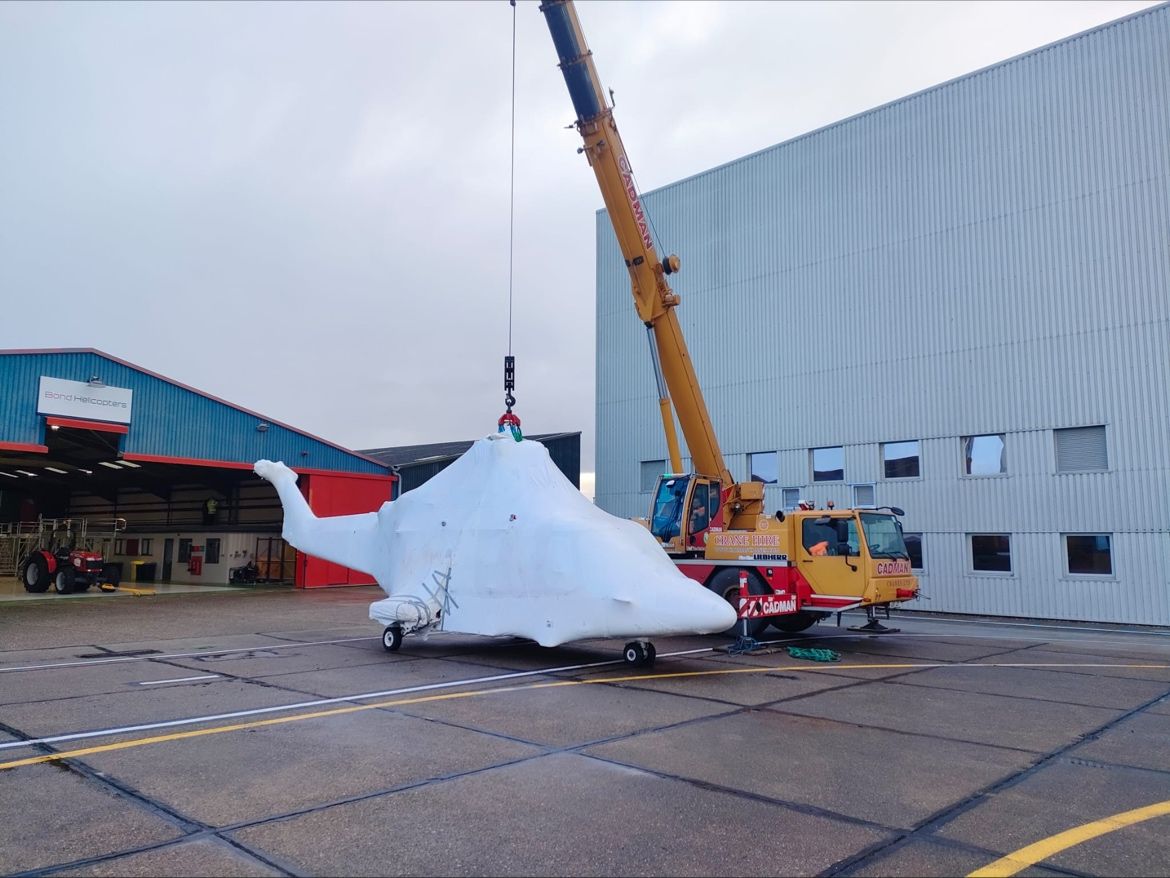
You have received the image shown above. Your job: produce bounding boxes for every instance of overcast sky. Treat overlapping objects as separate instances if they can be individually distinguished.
[0,0,1157,495]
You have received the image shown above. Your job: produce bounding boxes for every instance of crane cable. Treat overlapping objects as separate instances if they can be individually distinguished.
[507,0,516,358]
[499,0,522,441]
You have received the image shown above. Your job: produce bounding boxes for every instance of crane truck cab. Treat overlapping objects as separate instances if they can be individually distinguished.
[643,472,918,635]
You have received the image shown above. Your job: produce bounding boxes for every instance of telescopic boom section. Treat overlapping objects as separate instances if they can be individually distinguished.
[540,0,732,490]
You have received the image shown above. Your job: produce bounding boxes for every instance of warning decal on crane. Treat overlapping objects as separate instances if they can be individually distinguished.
[739,595,798,618]
[618,156,654,251]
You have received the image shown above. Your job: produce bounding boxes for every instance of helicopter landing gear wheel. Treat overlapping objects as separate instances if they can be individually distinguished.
[382,624,403,652]
[622,640,655,667]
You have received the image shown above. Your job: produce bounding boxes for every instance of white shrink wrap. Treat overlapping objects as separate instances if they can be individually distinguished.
[255,433,735,646]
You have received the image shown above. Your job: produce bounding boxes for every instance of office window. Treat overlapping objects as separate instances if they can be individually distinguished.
[140,538,152,556]
[963,434,1006,475]
[114,539,124,556]
[883,441,920,479]
[749,451,778,484]
[781,487,801,511]
[1055,426,1107,472]
[971,534,1011,572]
[1066,534,1112,575]
[852,484,875,508]
[812,446,844,482]
[178,539,192,563]
[640,460,665,493]
[904,533,924,570]
[125,538,139,556]
[206,538,221,565]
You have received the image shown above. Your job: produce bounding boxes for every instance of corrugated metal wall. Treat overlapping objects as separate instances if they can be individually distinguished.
[0,350,385,474]
[595,6,1170,624]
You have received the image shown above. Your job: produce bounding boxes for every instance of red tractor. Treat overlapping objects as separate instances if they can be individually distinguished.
[19,519,123,594]
[20,547,118,594]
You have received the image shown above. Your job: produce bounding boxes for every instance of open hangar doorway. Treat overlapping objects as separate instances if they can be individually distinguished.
[0,419,293,589]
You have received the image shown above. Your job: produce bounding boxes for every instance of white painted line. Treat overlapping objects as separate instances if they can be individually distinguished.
[0,636,378,674]
[138,675,221,686]
[4,628,1167,754]
[862,614,1170,638]
[0,656,621,752]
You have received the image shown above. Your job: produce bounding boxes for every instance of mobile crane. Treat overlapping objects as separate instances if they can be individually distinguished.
[539,0,918,635]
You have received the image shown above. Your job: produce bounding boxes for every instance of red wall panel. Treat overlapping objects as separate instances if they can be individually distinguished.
[295,473,394,588]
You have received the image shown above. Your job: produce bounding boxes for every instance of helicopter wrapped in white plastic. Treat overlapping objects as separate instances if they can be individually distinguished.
[254,433,735,665]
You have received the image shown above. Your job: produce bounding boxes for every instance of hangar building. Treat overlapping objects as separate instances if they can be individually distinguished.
[593,6,1169,624]
[0,349,394,589]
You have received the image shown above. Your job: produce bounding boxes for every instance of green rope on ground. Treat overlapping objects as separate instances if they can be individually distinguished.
[786,646,840,662]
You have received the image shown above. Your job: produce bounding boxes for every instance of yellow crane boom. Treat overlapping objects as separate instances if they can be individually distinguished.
[538,0,735,491]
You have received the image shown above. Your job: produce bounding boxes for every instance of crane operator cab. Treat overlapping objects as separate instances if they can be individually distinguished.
[648,475,721,553]
[649,476,688,542]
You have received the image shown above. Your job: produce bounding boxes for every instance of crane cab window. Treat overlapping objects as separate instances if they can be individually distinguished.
[687,485,713,547]
[802,518,860,556]
[708,482,722,526]
[650,476,690,540]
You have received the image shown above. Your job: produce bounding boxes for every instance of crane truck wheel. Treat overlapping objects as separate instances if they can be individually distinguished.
[21,555,51,593]
[771,611,827,634]
[707,568,769,638]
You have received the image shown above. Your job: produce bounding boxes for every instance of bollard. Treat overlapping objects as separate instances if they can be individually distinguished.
[738,569,750,639]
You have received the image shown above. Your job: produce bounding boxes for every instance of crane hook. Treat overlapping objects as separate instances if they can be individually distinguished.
[498,355,522,441]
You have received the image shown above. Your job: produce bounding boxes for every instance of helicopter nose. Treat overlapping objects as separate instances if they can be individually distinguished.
[635,579,737,635]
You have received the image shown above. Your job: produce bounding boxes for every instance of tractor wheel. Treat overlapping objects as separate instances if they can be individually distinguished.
[73,577,92,593]
[707,568,769,638]
[771,611,825,634]
[54,569,75,595]
[21,555,51,593]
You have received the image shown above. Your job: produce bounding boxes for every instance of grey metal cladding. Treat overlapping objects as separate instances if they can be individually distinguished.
[595,6,1170,624]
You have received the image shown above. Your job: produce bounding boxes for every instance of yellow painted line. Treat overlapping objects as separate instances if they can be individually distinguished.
[968,800,1170,876]
[0,662,922,771]
[116,587,155,596]
[2,660,1167,773]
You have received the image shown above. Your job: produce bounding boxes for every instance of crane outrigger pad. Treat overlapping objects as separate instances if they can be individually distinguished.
[847,619,901,634]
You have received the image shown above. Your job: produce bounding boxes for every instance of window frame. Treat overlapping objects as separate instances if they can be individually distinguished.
[1054,425,1109,474]
[811,446,845,483]
[962,434,1007,477]
[851,483,876,508]
[206,538,222,565]
[639,459,665,494]
[748,450,778,484]
[881,440,921,480]
[781,487,802,511]
[969,533,1013,575]
[1063,533,1114,578]
[903,532,924,571]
